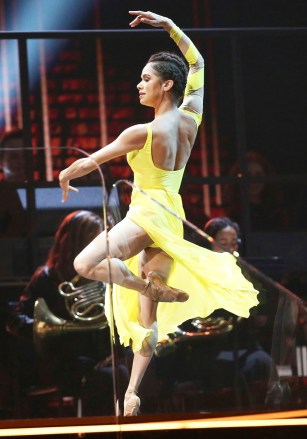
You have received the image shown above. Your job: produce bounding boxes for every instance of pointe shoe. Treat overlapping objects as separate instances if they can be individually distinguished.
[124,392,140,416]
[143,271,189,303]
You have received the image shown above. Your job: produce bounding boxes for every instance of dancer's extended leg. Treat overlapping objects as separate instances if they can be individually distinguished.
[124,320,158,416]
[124,247,172,416]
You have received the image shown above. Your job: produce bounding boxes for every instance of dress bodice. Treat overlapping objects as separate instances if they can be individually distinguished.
[127,124,185,194]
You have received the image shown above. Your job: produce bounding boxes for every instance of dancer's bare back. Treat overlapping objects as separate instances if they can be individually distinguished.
[150,109,198,171]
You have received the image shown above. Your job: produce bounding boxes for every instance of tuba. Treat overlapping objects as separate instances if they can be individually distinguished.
[33,276,108,350]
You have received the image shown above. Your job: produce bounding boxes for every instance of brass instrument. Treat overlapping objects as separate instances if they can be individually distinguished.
[188,316,236,335]
[33,277,108,350]
[155,316,236,357]
[58,277,106,323]
[155,327,184,357]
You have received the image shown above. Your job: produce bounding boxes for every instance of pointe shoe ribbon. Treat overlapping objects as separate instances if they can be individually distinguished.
[143,271,189,303]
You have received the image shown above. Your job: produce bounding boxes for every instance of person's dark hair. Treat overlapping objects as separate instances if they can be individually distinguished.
[204,216,241,240]
[222,151,288,230]
[0,129,23,161]
[0,128,23,146]
[46,210,103,282]
[147,51,188,102]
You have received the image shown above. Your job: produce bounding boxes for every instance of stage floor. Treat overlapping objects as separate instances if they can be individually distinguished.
[0,408,306,438]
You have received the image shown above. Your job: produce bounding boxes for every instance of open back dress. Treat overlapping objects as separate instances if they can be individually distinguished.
[106,123,259,352]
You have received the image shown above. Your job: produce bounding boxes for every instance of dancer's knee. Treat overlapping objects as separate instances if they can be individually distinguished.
[73,254,91,278]
[74,254,109,281]
[74,254,100,280]
[140,322,158,357]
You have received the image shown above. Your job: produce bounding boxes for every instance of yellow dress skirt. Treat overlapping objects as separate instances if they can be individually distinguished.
[105,186,259,353]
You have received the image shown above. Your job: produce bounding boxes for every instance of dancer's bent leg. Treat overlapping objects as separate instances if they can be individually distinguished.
[74,217,188,302]
[74,217,152,292]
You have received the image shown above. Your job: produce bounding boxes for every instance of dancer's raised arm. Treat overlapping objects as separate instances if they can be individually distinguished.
[129,10,204,126]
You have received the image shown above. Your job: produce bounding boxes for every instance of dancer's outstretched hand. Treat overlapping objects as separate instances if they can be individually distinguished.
[59,171,79,202]
[129,10,171,29]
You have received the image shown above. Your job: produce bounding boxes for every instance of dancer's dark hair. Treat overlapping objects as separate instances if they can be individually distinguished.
[148,51,188,102]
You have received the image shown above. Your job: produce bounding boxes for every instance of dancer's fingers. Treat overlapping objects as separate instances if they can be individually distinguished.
[61,185,78,203]
[129,11,162,28]
[129,10,143,26]
[68,185,79,193]
[129,10,147,17]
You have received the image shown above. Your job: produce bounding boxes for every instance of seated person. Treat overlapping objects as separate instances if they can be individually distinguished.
[223,151,289,231]
[5,210,128,417]
[204,217,277,404]
[156,217,277,410]
[204,216,241,254]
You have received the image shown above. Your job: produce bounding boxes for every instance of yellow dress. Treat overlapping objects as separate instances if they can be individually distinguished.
[107,123,259,353]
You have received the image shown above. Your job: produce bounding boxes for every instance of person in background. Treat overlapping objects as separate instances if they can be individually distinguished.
[156,217,276,411]
[8,210,105,330]
[203,216,277,406]
[204,216,241,254]
[223,151,289,231]
[5,210,128,417]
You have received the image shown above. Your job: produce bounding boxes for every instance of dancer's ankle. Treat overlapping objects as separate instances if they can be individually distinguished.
[142,271,189,303]
[143,279,151,294]
[125,387,138,396]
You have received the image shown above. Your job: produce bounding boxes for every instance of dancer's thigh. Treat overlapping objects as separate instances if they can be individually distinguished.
[76,217,154,265]
[139,247,173,282]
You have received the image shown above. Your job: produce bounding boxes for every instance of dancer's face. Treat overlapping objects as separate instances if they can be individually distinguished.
[137,63,165,107]
[212,226,239,253]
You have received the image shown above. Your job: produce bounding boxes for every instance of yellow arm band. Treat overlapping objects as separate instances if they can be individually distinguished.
[170,24,199,66]
[170,24,183,45]
[185,41,199,65]
[170,23,204,128]
[181,109,202,128]
[184,68,205,96]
